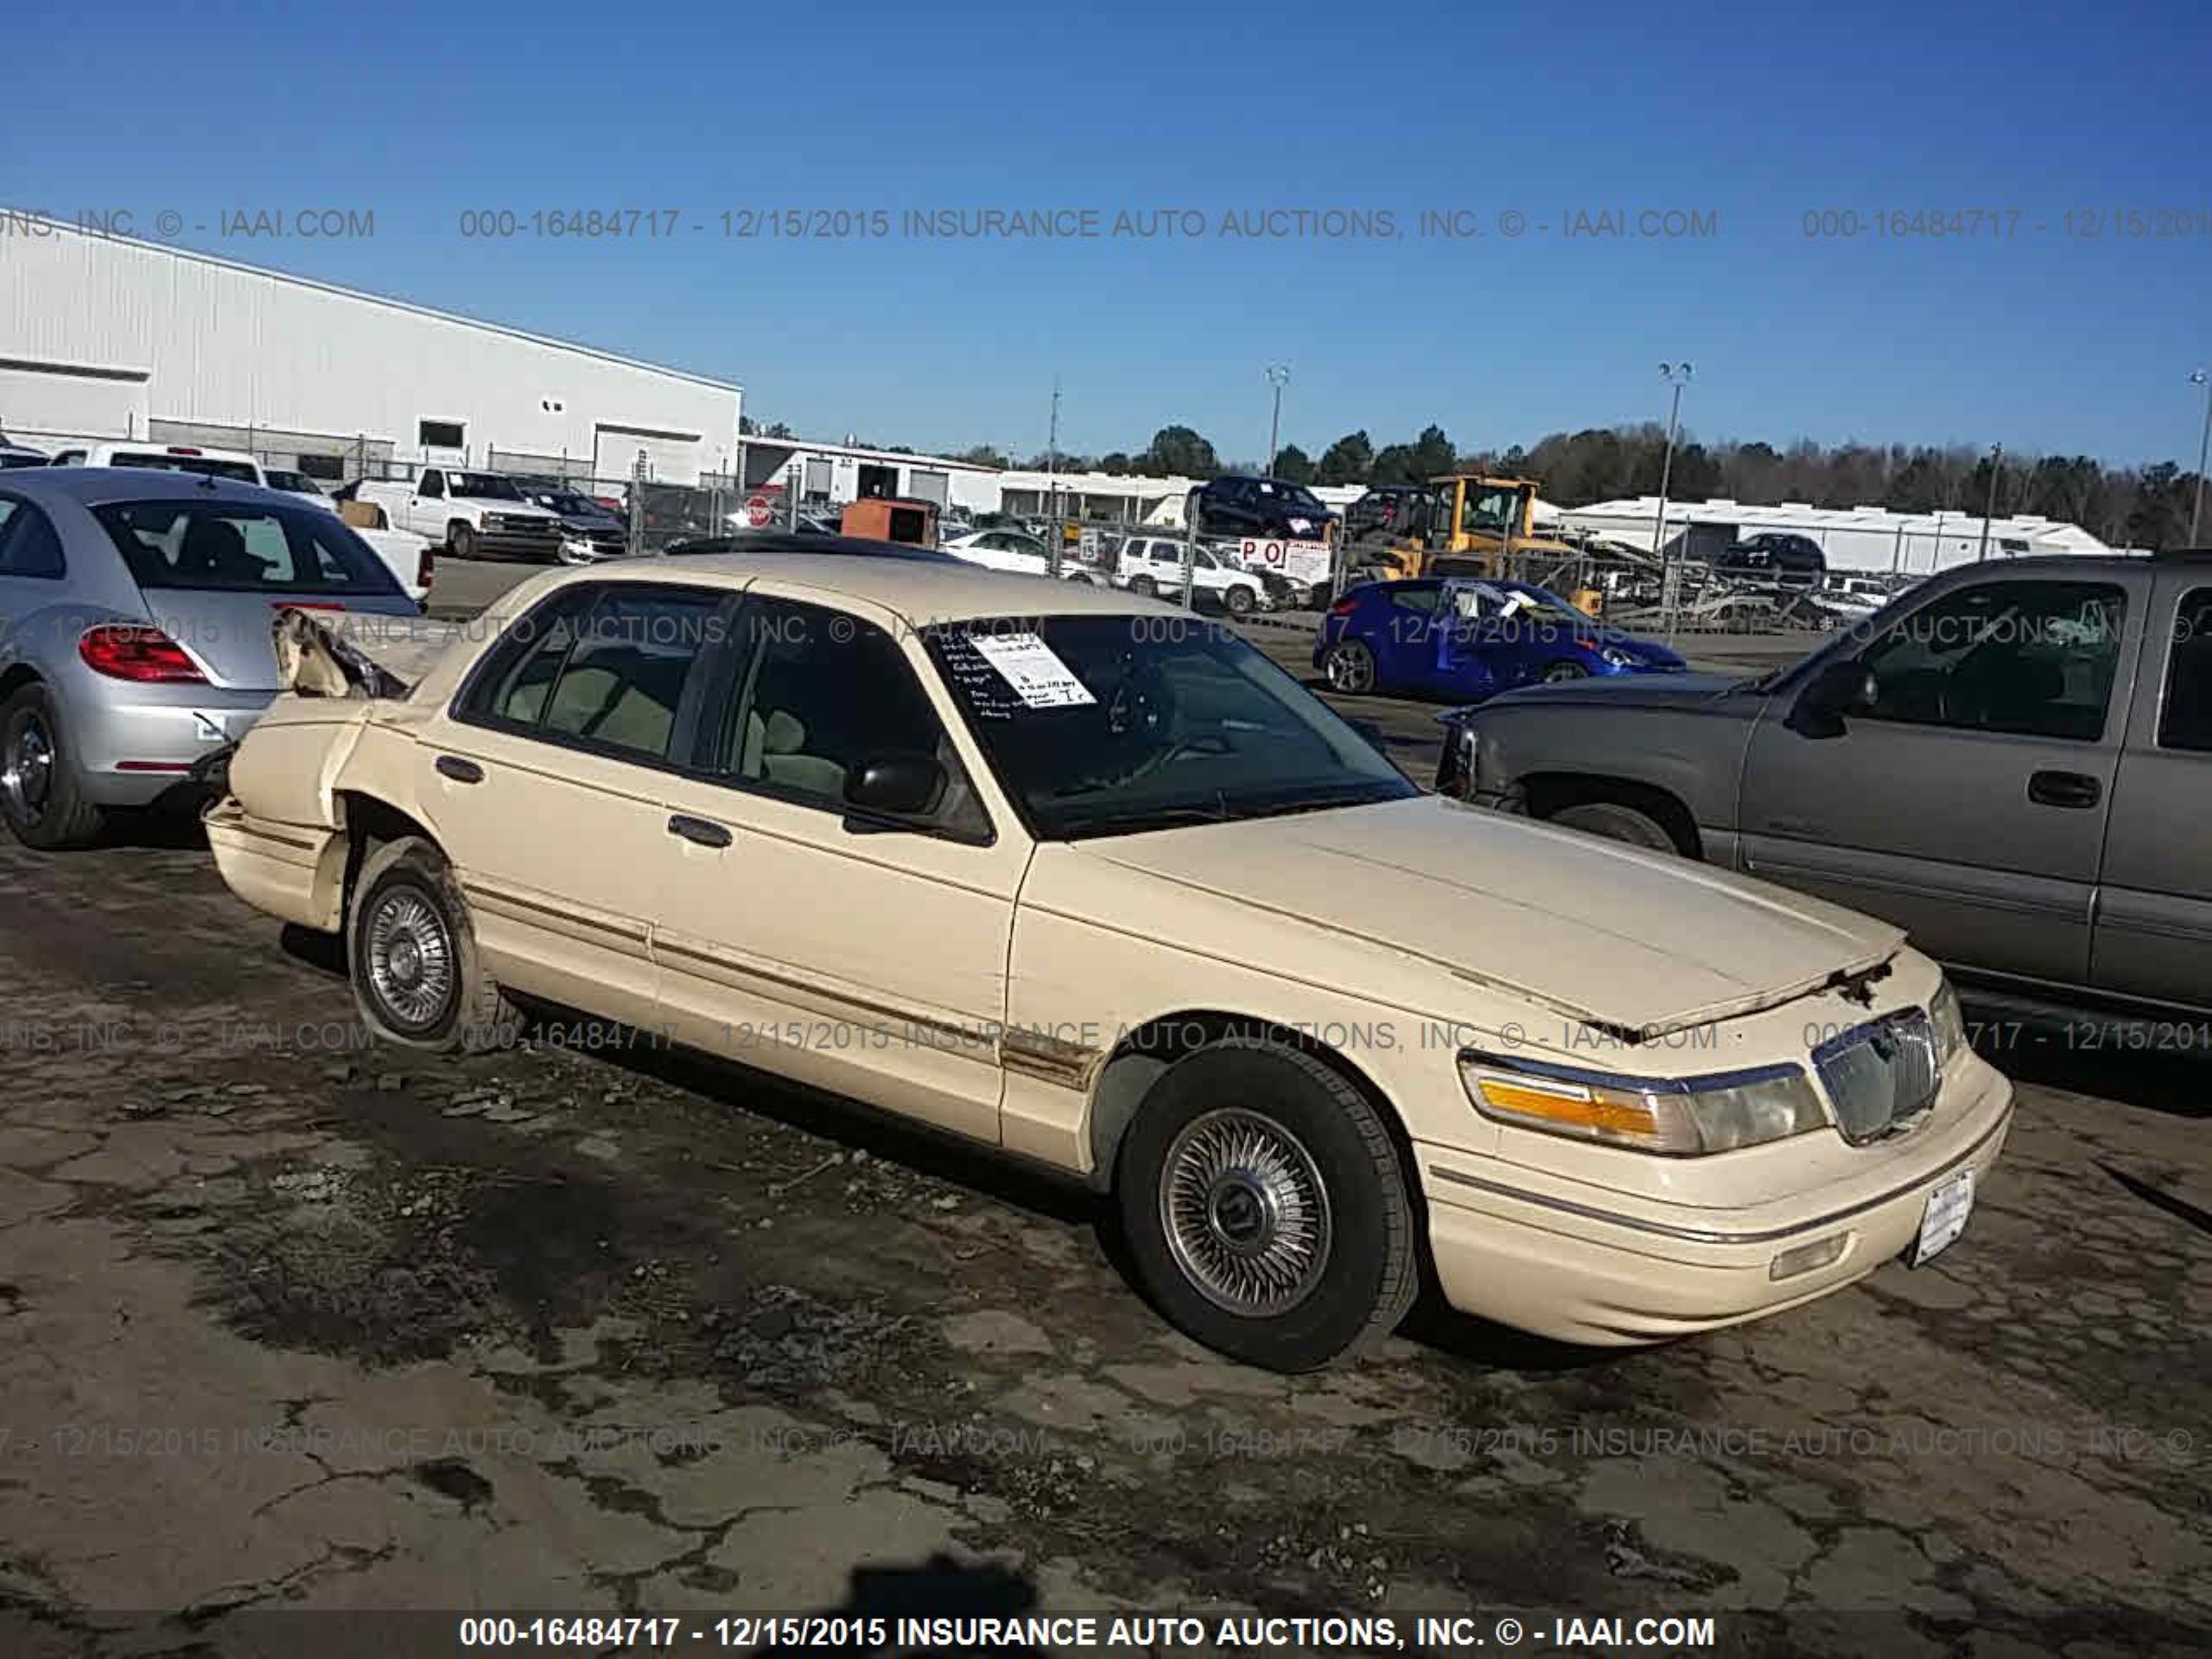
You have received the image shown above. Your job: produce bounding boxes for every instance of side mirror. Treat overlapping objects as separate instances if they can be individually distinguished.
[843,752,945,821]
[1789,658,1877,739]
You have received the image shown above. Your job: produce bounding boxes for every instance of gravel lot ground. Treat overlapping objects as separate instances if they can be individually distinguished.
[0,556,2205,1656]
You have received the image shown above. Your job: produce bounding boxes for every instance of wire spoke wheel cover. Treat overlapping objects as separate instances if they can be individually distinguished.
[364,886,456,1032]
[1160,1107,1333,1317]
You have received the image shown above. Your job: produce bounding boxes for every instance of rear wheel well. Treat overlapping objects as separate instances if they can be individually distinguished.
[334,791,437,918]
[1086,1012,1423,1217]
[0,665,41,703]
[1518,772,1701,857]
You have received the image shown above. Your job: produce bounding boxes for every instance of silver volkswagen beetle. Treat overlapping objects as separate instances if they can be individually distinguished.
[0,467,426,848]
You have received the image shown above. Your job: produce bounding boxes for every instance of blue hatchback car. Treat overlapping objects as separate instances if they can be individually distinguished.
[1314,576,1685,701]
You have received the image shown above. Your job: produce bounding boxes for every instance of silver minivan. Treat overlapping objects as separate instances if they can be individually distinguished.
[0,468,426,848]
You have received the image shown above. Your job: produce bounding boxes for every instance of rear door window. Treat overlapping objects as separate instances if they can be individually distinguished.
[2158,587,2212,753]
[91,500,400,596]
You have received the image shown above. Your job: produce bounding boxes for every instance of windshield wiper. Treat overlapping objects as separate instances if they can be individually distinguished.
[1062,798,1230,835]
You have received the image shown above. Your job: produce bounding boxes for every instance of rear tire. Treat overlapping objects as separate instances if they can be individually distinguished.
[1128,574,1158,598]
[347,836,516,1052]
[1116,1039,1417,1371]
[1548,799,1683,854]
[0,683,105,850]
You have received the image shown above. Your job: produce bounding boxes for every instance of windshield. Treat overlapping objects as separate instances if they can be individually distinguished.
[264,470,321,494]
[450,473,524,500]
[92,499,404,597]
[926,614,1414,840]
[109,451,260,483]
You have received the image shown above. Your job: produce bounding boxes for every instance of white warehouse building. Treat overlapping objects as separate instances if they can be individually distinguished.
[0,214,741,485]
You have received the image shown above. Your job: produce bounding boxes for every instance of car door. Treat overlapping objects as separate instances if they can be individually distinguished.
[409,470,446,538]
[1433,582,1505,698]
[421,580,726,1027]
[651,586,1028,1143]
[1737,571,2146,987]
[2091,574,2212,1009]
[1367,582,1445,690]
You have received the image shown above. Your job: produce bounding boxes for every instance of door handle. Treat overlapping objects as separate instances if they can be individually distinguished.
[667,813,732,849]
[2027,769,2101,810]
[435,754,483,784]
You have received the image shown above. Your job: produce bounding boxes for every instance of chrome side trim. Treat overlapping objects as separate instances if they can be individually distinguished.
[1000,1027,1105,1091]
[652,936,991,1051]
[1427,1103,2012,1246]
[462,880,652,952]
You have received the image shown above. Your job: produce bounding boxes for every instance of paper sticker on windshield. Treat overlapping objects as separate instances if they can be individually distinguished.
[969,632,1096,709]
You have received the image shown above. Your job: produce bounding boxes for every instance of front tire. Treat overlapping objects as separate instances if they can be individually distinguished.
[1541,659,1589,683]
[1323,639,1376,696]
[347,836,515,1052]
[0,683,105,849]
[448,522,476,562]
[1224,582,1256,617]
[1116,1040,1417,1371]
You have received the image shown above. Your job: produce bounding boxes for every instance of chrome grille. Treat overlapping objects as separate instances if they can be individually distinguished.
[1814,1011,1939,1144]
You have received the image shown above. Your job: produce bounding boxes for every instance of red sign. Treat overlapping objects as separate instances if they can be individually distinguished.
[745,494,773,527]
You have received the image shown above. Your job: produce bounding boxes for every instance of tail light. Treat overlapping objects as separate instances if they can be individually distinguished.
[418,544,435,588]
[79,625,207,683]
[1328,596,1359,618]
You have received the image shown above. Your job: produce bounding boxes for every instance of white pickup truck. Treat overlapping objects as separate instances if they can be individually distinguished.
[353,467,564,563]
[48,441,432,604]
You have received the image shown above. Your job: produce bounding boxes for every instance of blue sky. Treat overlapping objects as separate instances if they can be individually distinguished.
[9,0,2210,467]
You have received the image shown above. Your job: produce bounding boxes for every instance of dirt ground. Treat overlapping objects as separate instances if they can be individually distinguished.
[1,814,2207,1657]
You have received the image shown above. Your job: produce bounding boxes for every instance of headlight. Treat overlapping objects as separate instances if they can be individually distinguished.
[1599,645,1639,668]
[1929,979,1967,1065]
[1459,1052,1826,1155]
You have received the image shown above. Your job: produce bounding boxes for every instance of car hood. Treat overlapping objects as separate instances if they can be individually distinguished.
[458,498,560,518]
[1075,795,1903,1033]
[1471,670,1759,715]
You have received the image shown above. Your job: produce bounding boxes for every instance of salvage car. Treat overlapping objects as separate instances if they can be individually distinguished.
[1440,555,2212,1019]
[0,468,426,848]
[203,556,2012,1369]
[1319,576,1686,699]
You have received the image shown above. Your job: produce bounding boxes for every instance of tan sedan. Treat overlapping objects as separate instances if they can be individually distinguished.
[207,556,2013,1370]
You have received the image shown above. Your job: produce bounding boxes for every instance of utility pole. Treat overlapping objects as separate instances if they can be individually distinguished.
[1975,443,2003,562]
[2190,369,2210,545]
[1045,378,1062,576]
[1265,364,1290,474]
[1653,362,1693,632]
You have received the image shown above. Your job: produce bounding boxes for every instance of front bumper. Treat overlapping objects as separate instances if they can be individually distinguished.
[1416,1060,2014,1345]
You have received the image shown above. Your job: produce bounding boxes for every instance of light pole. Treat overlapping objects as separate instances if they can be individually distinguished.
[2190,369,2211,545]
[1975,443,2003,563]
[1653,362,1693,632]
[1045,378,1062,575]
[1265,364,1290,474]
